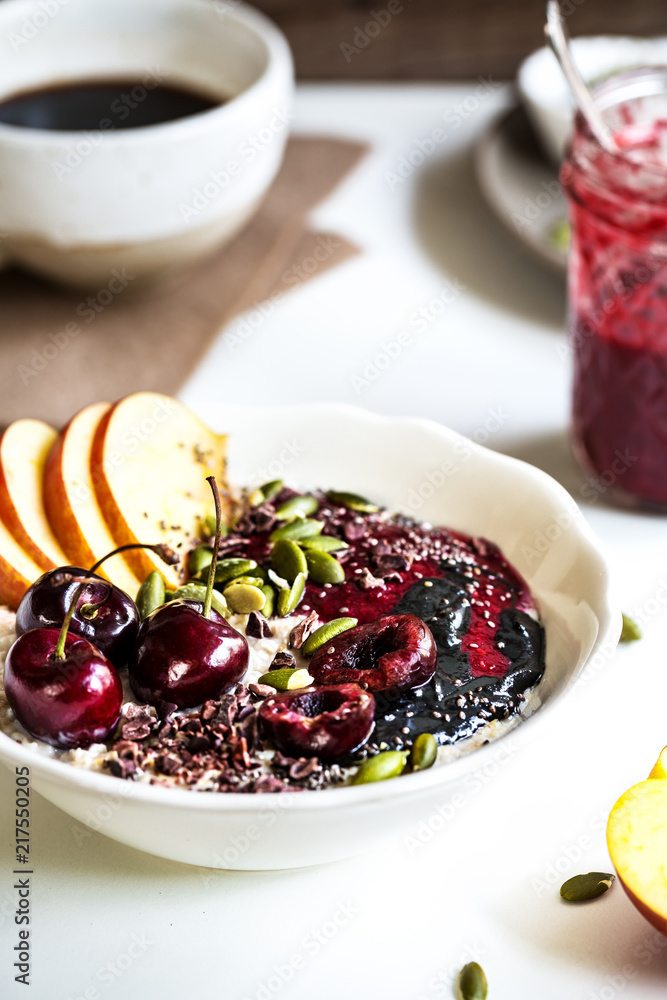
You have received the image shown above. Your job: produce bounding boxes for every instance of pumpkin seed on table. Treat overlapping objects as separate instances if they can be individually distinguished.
[560,872,615,902]
[257,667,313,691]
[187,544,213,579]
[274,494,319,520]
[271,538,308,584]
[304,549,345,585]
[409,732,438,771]
[458,962,487,1000]
[302,617,358,656]
[214,557,258,585]
[299,535,349,553]
[620,613,642,643]
[169,583,229,618]
[351,750,408,785]
[325,490,380,513]
[277,572,306,617]
[223,583,266,615]
[136,570,165,620]
[269,518,324,542]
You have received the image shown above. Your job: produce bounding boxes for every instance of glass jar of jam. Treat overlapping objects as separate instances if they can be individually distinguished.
[562,67,667,510]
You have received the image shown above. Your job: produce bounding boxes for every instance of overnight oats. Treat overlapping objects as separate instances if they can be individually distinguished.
[563,67,667,509]
[0,482,545,793]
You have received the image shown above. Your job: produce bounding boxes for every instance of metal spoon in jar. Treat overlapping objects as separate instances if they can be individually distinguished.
[544,0,618,154]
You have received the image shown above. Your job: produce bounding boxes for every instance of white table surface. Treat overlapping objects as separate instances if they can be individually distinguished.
[4,83,667,1000]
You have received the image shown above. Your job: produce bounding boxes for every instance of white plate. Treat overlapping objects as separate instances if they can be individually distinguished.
[475,106,567,274]
[0,403,618,869]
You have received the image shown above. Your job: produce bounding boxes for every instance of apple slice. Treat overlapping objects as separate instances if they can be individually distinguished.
[90,392,228,589]
[607,747,667,935]
[0,516,44,609]
[43,402,144,598]
[0,419,69,571]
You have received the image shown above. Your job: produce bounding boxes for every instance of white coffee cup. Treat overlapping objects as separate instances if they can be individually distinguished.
[0,0,294,286]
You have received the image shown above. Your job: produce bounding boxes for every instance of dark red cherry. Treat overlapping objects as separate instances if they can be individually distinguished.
[258,683,375,760]
[309,613,436,692]
[128,600,248,709]
[4,628,122,749]
[15,566,139,669]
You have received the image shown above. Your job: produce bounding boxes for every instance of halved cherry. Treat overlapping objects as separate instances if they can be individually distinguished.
[308,613,436,692]
[258,683,375,761]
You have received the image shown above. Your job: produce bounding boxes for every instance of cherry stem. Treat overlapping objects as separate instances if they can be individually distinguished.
[53,576,104,661]
[89,543,178,576]
[53,543,180,660]
[203,476,222,620]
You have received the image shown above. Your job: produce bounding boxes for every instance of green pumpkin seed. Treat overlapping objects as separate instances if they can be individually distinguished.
[304,549,345,585]
[259,479,283,502]
[274,494,319,520]
[325,490,380,513]
[277,572,306,617]
[299,535,349,553]
[620,613,642,643]
[248,488,265,507]
[257,667,313,691]
[270,518,324,542]
[215,558,258,585]
[458,962,487,1000]
[223,583,266,614]
[222,575,265,590]
[560,872,615,902]
[351,750,408,785]
[187,544,213,579]
[409,732,438,771]
[268,568,289,591]
[136,570,166,620]
[271,539,308,584]
[261,584,275,618]
[170,583,229,619]
[302,617,358,656]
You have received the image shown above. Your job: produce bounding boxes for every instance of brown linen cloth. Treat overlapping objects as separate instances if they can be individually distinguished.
[0,136,367,427]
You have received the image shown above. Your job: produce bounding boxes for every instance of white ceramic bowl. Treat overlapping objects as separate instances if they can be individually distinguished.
[0,0,294,286]
[0,404,619,870]
[517,35,667,163]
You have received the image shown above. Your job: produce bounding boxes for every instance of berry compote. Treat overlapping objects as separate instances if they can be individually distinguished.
[562,68,667,509]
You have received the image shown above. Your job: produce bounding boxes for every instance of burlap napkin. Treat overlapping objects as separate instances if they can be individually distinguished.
[0,136,367,427]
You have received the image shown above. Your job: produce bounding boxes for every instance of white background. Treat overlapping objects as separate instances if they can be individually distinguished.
[3,83,667,1000]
